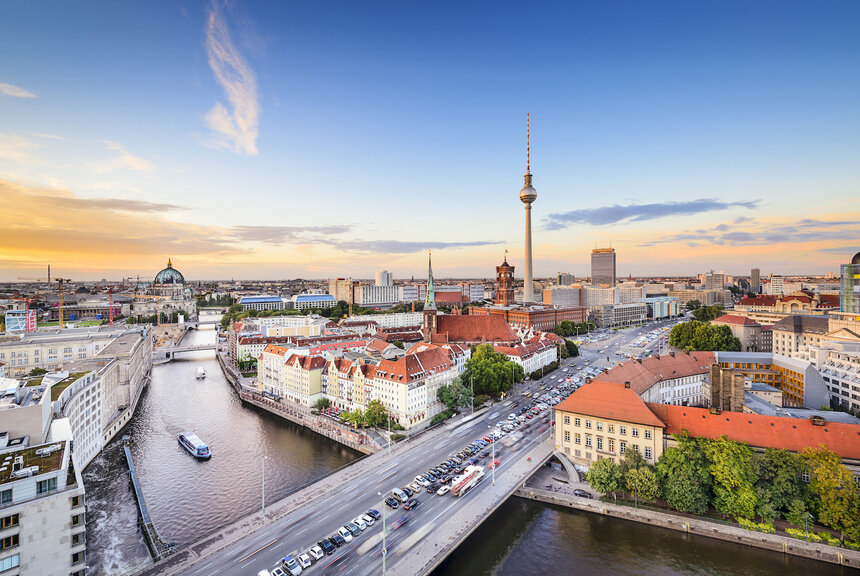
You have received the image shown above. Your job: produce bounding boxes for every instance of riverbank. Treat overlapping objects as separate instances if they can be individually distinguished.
[515,484,860,569]
[216,352,380,454]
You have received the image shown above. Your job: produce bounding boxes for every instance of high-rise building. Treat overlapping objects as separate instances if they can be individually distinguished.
[557,272,575,286]
[520,115,537,303]
[591,248,616,286]
[704,270,725,290]
[751,268,761,293]
[841,252,860,313]
[768,275,784,296]
[375,270,393,287]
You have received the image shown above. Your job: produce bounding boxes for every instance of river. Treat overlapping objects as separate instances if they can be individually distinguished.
[83,315,360,575]
[84,314,848,576]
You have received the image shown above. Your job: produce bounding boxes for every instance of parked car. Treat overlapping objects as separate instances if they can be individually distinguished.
[318,539,335,555]
[345,522,361,537]
[281,555,302,576]
[297,554,312,569]
[426,483,440,493]
[308,545,325,560]
[366,509,381,521]
[384,497,399,509]
[328,533,345,547]
[352,516,367,530]
[337,526,354,543]
[402,486,414,497]
[436,485,451,496]
[403,499,420,510]
[573,489,594,499]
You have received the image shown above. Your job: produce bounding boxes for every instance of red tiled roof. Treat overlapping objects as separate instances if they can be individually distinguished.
[434,291,467,305]
[713,314,760,327]
[591,352,715,396]
[434,315,517,344]
[647,404,860,460]
[819,294,840,308]
[739,295,778,306]
[365,338,393,353]
[554,380,666,428]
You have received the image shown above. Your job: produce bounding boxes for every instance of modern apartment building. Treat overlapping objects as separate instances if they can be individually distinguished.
[354,285,399,309]
[375,270,393,287]
[751,268,761,293]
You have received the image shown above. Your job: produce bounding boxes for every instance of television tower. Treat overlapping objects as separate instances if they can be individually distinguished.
[520,114,537,303]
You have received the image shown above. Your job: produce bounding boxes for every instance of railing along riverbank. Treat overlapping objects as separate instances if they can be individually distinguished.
[122,435,175,561]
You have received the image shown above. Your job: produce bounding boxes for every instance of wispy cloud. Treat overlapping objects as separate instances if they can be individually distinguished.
[204,1,259,155]
[638,217,860,247]
[329,239,502,254]
[92,141,155,173]
[0,134,39,163]
[231,225,352,244]
[816,246,860,256]
[545,198,759,230]
[0,83,36,99]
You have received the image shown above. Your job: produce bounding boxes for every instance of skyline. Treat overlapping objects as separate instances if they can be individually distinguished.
[2,1,860,281]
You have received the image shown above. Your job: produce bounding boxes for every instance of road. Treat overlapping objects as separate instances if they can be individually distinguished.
[143,317,681,576]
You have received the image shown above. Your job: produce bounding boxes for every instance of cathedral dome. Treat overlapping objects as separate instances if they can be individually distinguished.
[154,259,185,285]
[853,251,860,265]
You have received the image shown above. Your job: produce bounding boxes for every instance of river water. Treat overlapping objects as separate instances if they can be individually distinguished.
[83,315,360,575]
[84,313,848,576]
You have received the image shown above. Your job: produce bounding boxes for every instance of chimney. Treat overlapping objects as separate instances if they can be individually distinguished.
[624,381,631,389]
[810,415,826,426]
[709,406,721,415]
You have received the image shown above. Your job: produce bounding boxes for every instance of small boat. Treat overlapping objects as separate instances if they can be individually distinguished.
[196,366,206,379]
[178,432,211,459]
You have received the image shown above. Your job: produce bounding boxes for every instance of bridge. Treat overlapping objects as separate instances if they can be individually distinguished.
[129,389,577,576]
[123,436,175,561]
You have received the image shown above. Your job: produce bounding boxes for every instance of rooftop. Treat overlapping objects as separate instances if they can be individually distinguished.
[772,315,830,335]
[592,351,715,395]
[0,442,66,487]
[239,295,286,304]
[554,380,666,428]
[713,314,761,327]
[50,372,91,401]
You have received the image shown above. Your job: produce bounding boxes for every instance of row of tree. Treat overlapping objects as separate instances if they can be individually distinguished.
[460,344,525,398]
[684,301,726,322]
[586,433,859,543]
[669,320,741,352]
[555,320,596,337]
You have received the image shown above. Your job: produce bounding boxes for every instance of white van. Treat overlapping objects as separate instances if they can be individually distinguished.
[392,488,409,503]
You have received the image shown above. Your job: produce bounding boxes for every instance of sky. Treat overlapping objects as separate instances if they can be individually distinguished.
[1,0,859,282]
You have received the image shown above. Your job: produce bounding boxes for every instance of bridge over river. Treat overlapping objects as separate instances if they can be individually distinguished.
[130,399,567,576]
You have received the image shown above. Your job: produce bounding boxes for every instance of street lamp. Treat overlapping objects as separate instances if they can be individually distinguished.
[377,491,387,574]
[261,455,268,523]
[805,512,813,542]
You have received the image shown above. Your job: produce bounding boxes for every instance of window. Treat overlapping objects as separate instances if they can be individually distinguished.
[596,437,603,450]
[608,423,614,433]
[575,433,581,444]
[0,555,18,571]
[801,470,810,483]
[585,420,592,429]
[72,550,85,565]
[71,495,83,508]
[72,514,83,527]
[631,428,639,438]
[0,515,18,530]
[72,532,84,546]
[574,418,581,427]
[0,490,10,505]
[608,438,615,453]
[633,444,640,453]
[644,429,652,440]
[585,436,592,447]
[619,425,626,435]
[564,431,570,442]
[0,534,18,551]
[596,421,603,431]
[645,447,652,460]
[36,477,57,495]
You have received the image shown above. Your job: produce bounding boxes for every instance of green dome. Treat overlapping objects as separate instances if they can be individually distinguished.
[154,259,185,284]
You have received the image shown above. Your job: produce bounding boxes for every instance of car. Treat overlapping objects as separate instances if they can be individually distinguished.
[426,483,440,493]
[403,498,420,510]
[415,475,427,484]
[384,497,399,509]
[318,539,336,555]
[361,513,375,526]
[281,555,302,576]
[402,486,414,497]
[436,485,451,496]
[337,526,354,542]
[482,435,492,442]
[345,522,361,537]
[297,554,312,569]
[408,482,423,493]
[367,509,381,520]
[328,533,345,547]
[489,460,500,469]
[271,568,287,576]
[573,489,594,499]
[308,545,324,560]
[508,414,517,420]
[439,475,452,484]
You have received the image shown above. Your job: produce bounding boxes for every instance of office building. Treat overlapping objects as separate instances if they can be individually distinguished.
[239,295,290,311]
[354,285,399,309]
[704,270,725,290]
[542,287,581,307]
[751,268,761,293]
[557,272,575,286]
[375,270,393,287]
[591,248,616,286]
[841,252,860,313]
[712,315,770,353]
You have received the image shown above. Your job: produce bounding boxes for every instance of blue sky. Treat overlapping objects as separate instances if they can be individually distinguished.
[1,0,858,281]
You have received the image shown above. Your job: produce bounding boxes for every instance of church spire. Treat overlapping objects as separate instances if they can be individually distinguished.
[424,249,436,310]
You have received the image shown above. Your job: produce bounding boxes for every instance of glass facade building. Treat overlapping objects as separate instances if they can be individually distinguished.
[591,248,616,286]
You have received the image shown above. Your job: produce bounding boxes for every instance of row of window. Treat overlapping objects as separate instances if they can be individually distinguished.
[563,416,651,438]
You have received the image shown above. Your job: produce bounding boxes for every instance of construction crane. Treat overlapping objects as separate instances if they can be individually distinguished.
[18,276,72,326]
[108,288,114,326]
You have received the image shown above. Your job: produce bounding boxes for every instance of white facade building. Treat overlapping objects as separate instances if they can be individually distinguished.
[355,285,399,308]
[375,270,393,287]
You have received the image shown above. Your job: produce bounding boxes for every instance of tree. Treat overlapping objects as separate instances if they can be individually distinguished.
[670,321,741,352]
[341,409,366,430]
[801,446,860,541]
[752,448,807,520]
[626,467,659,502]
[703,436,758,520]
[585,458,622,495]
[692,305,725,322]
[565,340,579,357]
[28,367,48,377]
[460,344,524,398]
[686,299,701,311]
[365,399,388,426]
[315,397,331,411]
[786,498,810,528]
[655,435,712,515]
[556,320,575,337]
[437,378,474,411]
[392,340,405,350]
[618,447,649,475]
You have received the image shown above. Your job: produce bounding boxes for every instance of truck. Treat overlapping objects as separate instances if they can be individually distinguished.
[451,465,484,497]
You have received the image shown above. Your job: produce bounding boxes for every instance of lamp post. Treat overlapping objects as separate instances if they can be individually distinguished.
[805,512,813,542]
[261,455,268,523]
[377,491,387,574]
[387,411,391,457]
